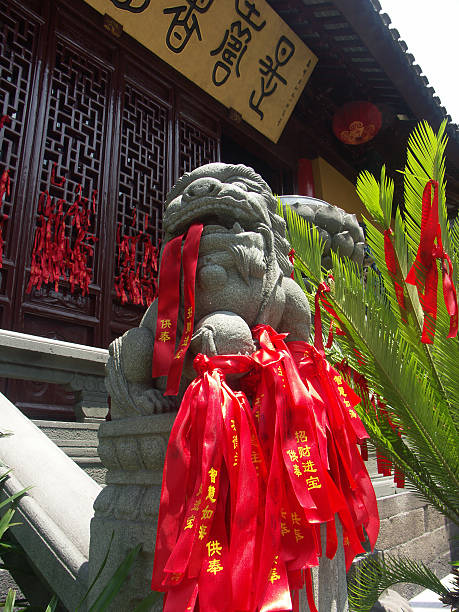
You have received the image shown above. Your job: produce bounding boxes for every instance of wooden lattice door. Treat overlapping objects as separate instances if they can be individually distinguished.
[0,0,221,418]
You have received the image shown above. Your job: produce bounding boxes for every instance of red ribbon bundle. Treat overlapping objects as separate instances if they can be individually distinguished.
[27,182,98,295]
[114,212,159,306]
[405,180,458,343]
[152,325,379,611]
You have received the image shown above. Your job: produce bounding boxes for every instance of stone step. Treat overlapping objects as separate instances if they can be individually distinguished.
[57,439,98,447]
[33,419,100,442]
[59,444,99,458]
[34,419,105,485]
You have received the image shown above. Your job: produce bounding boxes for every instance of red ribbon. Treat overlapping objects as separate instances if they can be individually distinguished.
[0,170,10,205]
[384,228,406,321]
[152,353,260,611]
[153,325,380,610]
[165,223,203,396]
[151,235,182,376]
[151,224,203,394]
[314,280,343,354]
[288,248,295,279]
[405,180,458,343]
[0,115,10,130]
[27,185,97,295]
[50,162,66,187]
[114,214,159,307]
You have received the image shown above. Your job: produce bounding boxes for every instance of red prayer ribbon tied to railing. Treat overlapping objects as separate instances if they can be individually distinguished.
[152,324,379,611]
[372,397,405,488]
[405,179,458,343]
[334,360,405,488]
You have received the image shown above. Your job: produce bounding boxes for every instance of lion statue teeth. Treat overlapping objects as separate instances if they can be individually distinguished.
[106,163,311,417]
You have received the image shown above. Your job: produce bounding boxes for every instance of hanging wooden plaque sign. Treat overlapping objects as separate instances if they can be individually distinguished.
[85,0,317,143]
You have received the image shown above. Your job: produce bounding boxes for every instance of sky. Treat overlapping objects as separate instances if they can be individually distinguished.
[378,0,459,124]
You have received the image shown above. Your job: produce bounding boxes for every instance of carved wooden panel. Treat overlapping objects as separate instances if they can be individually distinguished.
[0,1,41,327]
[178,117,220,176]
[117,81,168,251]
[109,80,170,334]
[25,37,110,318]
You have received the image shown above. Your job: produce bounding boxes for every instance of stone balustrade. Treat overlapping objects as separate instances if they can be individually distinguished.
[0,392,101,609]
[0,329,109,421]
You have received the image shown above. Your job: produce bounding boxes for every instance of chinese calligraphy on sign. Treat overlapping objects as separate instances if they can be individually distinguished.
[164,0,214,53]
[84,0,317,142]
[110,0,150,13]
[249,36,295,120]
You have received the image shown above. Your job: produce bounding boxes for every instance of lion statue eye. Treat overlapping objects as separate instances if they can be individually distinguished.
[229,181,249,192]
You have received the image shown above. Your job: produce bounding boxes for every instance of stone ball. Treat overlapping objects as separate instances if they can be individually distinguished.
[191,311,256,357]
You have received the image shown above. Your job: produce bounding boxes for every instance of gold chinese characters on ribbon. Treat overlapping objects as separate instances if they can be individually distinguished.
[84,0,318,143]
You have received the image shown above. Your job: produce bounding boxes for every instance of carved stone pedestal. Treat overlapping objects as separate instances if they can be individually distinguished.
[87,413,174,610]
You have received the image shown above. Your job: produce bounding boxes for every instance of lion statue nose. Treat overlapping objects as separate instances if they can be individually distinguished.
[182,177,222,201]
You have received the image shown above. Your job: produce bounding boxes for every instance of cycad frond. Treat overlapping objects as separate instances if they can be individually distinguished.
[279,198,324,283]
[348,554,450,612]
[284,120,459,526]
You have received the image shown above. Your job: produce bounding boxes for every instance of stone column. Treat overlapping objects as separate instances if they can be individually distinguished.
[299,520,349,612]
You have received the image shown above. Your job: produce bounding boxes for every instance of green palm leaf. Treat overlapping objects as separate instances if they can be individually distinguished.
[348,554,450,612]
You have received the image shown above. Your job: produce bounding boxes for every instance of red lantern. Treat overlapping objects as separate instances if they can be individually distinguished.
[332,101,382,145]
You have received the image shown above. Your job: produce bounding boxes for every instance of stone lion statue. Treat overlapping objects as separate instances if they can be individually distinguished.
[106,163,311,417]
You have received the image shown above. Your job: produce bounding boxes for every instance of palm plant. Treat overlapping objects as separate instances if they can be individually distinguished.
[281,120,459,610]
